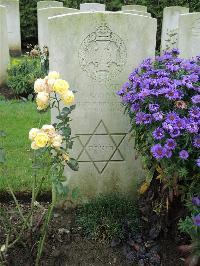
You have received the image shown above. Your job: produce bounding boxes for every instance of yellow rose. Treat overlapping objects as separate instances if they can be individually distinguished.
[34,132,49,148]
[34,78,46,93]
[48,71,60,80]
[41,125,56,138]
[61,90,74,105]
[29,128,40,141]
[53,79,69,94]
[51,134,62,149]
[47,78,56,92]
[36,92,49,110]
[31,141,40,150]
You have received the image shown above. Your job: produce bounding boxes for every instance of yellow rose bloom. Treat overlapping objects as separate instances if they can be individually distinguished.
[36,92,49,110]
[41,125,56,138]
[61,90,74,105]
[51,134,62,149]
[48,71,60,80]
[53,79,69,94]
[34,78,46,93]
[31,141,40,150]
[34,132,49,148]
[29,128,40,141]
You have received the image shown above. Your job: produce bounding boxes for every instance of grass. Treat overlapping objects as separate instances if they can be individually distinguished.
[0,100,51,192]
[76,193,140,240]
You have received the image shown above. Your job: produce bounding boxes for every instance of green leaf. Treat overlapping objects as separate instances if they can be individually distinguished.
[71,187,79,200]
[61,127,71,137]
[67,158,79,171]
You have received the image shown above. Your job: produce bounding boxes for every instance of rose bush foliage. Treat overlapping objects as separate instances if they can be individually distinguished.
[118,49,199,193]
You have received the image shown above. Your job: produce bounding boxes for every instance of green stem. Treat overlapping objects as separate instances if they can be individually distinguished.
[7,184,27,225]
[30,153,37,227]
[7,172,49,249]
[35,184,56,266]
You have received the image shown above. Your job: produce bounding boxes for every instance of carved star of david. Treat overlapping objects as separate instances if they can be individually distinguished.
[76,120,126,174]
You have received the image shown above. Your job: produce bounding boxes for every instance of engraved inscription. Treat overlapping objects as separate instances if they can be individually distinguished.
[76,120,126,174]
[79,23,127,83]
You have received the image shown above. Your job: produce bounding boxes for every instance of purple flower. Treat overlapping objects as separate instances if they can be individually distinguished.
[186,122,199,134]
[193,214,200,227]
[165,139,177,150]
[151,144,166,159]
[165,149,172,158]
[166,112,179,124]
[179,150,189,160]
[170,128,181,138]
[152,112,164,121]
[165,89,183,100]
[131,103,140,112]
[135,112,145,125]
[192,196,200,206]
[149,104,159,113]
[189,106,200,119]
[193,135,200,148]
[176,118,186,130]
[197,158,200,167]
[192,95,200,104]
[143,114,152,124]
[152,127,165,140]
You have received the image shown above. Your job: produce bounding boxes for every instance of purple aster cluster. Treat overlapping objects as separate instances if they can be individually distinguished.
[117,50,200,170]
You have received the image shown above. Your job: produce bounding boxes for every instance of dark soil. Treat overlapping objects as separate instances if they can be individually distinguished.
[0,85,15,100]
[0,196,185,266]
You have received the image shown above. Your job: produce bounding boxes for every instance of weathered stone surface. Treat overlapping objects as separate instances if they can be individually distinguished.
[0,5,9,86]
[122,5,147,12]
[161,6,189,52]
[80,3,105,11]
[178,13,200,58]
[119,10,151,17]
[38,7,79,48]
[37,1,63,9]
[0,0,21,56]
[49,12,157,202]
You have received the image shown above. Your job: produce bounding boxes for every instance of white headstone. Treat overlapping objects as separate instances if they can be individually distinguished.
[49,12,157,201]
[38,7,79,48]
[80,3,105,11]
[0,0,21,56]
[120,10,151,17]
[37,1,63,9]
[122,5,147,12]
[161,6,189,52]
[178,13,200,58]
[0,5,9,86]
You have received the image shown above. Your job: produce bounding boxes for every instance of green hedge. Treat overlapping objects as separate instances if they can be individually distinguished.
[20,0,200,49]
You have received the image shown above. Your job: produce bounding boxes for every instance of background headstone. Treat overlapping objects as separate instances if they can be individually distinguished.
[161,6,189,52]
[178,13,200,58]
[37,1,63,9]
[80,3,105,11]
[0,0,21,56]
[121,5,147,12]
[38,7,79,48]
[0,5,9,86]
[49,12,157,202]
[120,10,151,17]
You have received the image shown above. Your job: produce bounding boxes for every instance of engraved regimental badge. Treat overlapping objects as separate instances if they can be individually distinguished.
[79,23,127,83]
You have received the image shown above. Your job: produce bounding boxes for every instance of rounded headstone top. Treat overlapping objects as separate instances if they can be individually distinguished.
[37,1,63,9]
[121,5,147,12]
[80,3,105,11]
